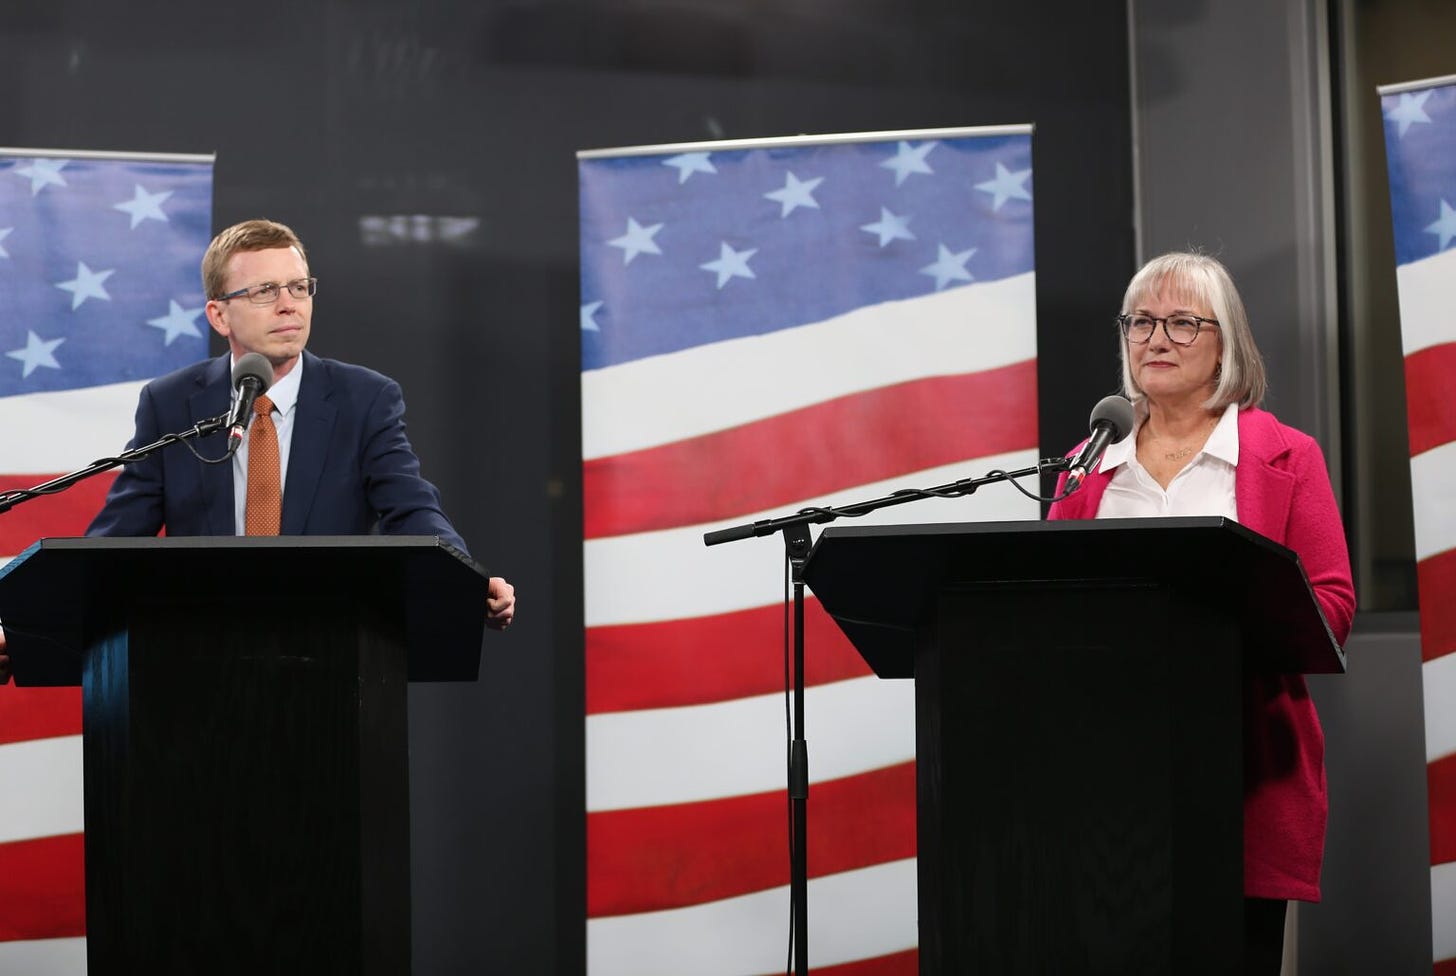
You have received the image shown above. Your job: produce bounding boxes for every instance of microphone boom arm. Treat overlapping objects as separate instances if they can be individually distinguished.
[0,412,231,516]
[704,455,1075,546]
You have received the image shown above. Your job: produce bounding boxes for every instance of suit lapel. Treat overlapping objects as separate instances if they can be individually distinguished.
[282,351,338,534]
[189,355,235,536]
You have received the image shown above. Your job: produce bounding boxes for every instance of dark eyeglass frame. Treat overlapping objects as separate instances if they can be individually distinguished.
[217,277,318,305]
[1117,312,1220,346]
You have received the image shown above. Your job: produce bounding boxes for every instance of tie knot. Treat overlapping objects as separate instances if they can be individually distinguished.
[254,394,274,417]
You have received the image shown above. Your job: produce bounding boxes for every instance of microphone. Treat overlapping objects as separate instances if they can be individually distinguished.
[224,353,275,452]
[1065,394,1135,493]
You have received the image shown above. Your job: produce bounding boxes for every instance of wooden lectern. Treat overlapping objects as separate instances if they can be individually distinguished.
[0,536,490,975]
[802,517,1344,975]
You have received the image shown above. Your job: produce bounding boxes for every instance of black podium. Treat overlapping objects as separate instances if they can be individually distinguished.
[801,517,1344,975]
[0,536,490,975]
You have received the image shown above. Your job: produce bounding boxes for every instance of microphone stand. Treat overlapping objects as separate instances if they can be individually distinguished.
[704,456,1074,976]
[0,414,231,516]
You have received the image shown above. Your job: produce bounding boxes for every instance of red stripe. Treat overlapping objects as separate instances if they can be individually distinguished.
[0,687,81,746]
[587,761,915,917]
[1419,549,1456,664]
[582,362,1038,540]
[1436,958,1456,976]
[0,833,86,941]
[587,598,872,714]
[760,949,919,976]
[1405,342,1456,457]
[1429,753,1456,866]
[0,472,116,554]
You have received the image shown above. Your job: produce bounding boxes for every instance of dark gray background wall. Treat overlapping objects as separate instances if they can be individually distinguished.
[1307,619,1431,973]
[1131,0,1339,448]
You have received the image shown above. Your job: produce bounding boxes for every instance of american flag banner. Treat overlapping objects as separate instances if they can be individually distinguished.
[579,126,1038,974]
[0,148,214,973]
[1380,75,1456,975]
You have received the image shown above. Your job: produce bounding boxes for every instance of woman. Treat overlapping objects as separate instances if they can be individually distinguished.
[1048,252,1355,971]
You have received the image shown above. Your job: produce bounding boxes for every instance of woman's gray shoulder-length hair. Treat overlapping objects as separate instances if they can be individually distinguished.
[1117,251,1267,410]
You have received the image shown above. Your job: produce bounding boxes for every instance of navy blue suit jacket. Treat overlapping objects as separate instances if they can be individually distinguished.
[87,350,467,552]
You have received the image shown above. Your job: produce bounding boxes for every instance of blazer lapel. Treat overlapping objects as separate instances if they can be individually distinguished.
[282,351,337,535]
[189,355,236,536]
[1234,409,1295,544]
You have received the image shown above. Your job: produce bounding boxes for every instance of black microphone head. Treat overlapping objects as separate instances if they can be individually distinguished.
[1088,394,1135,442]
[232,352,274,393]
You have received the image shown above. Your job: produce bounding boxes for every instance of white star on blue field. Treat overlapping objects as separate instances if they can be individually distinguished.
[0,152,214,395]
[113,184,174,229]
[56,261,115,310]
[6,330,66,378]
[880,141,936,186]
[146,301,206,345]
[608,218,664,264]
[1386,91,1433,138]
[860,208,915,247]
[13,158,68,195]
[920,245,977,291]
[974,163,1033,210]
[1383,83,1456,264]
[578,131,1034,369]
[663,152,717,184]
[1427,199,1456,251]
[581,301,604,332]
[700,242,758,288]
[764,172,824,217]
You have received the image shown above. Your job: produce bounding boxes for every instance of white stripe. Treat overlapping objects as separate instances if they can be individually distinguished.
[584,448,1040,627]
[1425,653,1456,763]
[1396,248,1456,357]
[1434,860,1456,963]
[0,735,84,844]
[0,381,147,473]
[587,858,917,976]
[581,274,1037,459]
[0,937,86,975]
[587,675,912,812]
[1410,442,1456,562]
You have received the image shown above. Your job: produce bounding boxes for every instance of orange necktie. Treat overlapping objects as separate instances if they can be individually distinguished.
[244,394,281,535]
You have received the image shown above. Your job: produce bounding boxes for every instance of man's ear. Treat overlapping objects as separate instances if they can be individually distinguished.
[205,300,230,338]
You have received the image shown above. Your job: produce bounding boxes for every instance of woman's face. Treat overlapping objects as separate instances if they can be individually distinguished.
[1125,288,1223,408]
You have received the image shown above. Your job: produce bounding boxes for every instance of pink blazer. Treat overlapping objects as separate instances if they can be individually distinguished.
[1049,406,1356,901]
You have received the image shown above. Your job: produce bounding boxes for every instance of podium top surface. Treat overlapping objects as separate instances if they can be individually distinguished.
[802,517,1345,678]
[0,536,491,686]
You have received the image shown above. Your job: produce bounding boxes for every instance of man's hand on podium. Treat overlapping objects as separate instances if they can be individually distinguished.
[0,626,9,684]
[486,577,515,631]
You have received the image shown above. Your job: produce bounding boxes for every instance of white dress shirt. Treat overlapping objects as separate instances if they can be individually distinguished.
[231,355,302,535]
[1095,402,1241,520]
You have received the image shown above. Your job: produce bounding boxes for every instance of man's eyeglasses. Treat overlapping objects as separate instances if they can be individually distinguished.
[217,277,318,305]
[1117,313,1219,346]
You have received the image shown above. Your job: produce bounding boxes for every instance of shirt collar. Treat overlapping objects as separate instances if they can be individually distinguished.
[1202,401,1241,466]
[230,353,302,416]
[1096,400,1240,472]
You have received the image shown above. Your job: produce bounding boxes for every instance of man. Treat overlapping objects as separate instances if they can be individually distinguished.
[0,218,512,682]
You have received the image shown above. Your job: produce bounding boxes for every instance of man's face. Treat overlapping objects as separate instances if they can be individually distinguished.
[205,245,312,378]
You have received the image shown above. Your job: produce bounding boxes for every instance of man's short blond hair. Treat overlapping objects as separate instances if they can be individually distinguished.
[202,219,308,299]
